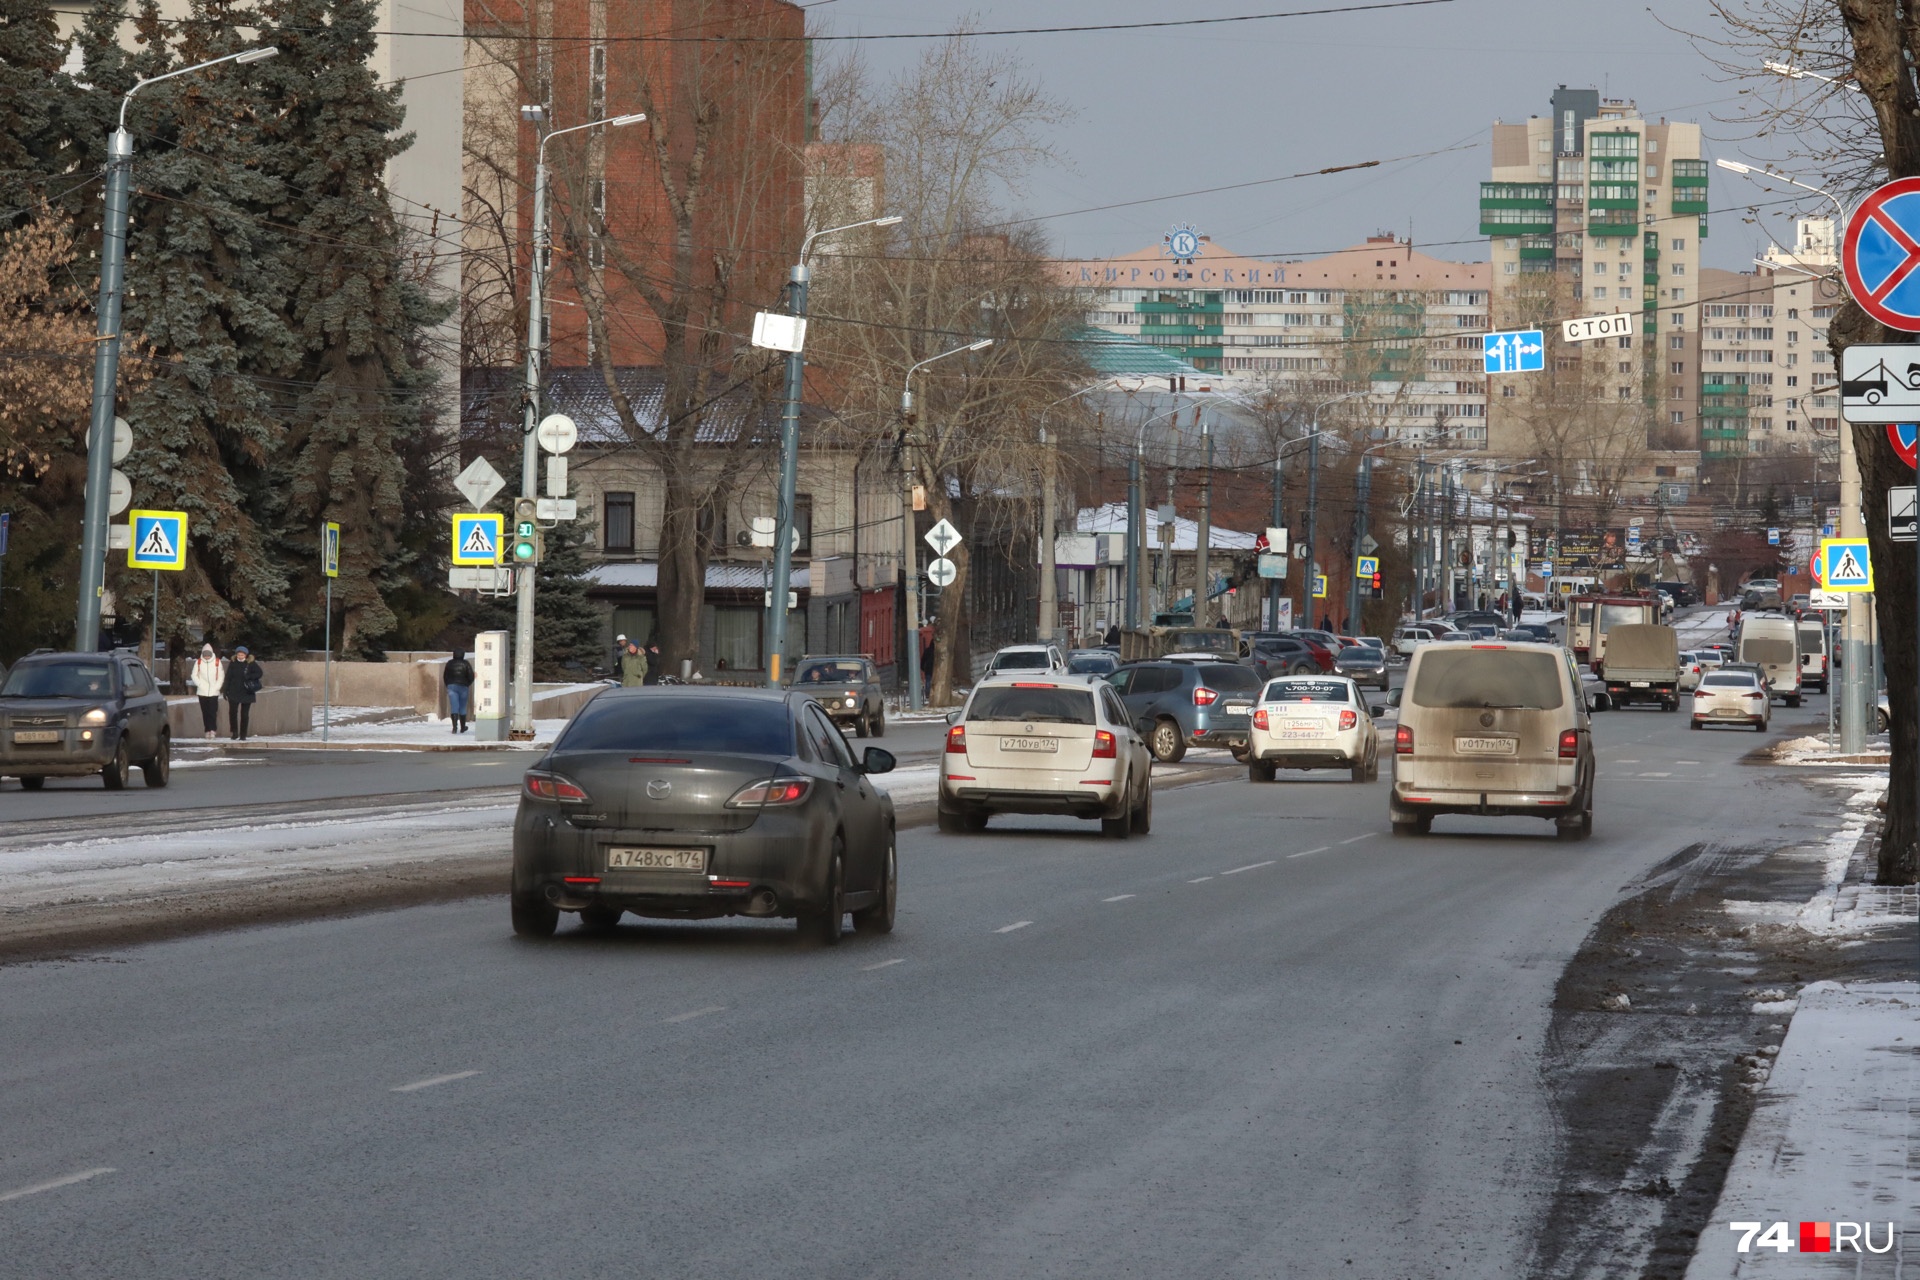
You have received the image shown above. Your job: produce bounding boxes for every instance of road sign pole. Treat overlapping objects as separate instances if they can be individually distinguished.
[509,141,550,740]
[75,130,133,652]
[1349,456,1371,628]
[766,262,810,688]
[323,575,332,745]
[149,570,158,668]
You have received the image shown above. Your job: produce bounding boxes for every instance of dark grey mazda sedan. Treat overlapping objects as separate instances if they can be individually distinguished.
[512,687,897,944]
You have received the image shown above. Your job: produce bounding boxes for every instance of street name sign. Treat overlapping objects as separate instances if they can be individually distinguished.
[926,557,958,588]
[1561,313,1636,343]
[1891,485,1917,541]
[322,521,340,578]
[454,456,506,510]
[452,513,504,566]
[1839,345,1920,422]
[924,518,963,557]
[1482,329,1545,374]
[1842,177,1920,332]
[1821,537,1874,592]
[127,509,188,571]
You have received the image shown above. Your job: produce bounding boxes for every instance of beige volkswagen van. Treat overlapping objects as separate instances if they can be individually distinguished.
[1388,641,1595,840]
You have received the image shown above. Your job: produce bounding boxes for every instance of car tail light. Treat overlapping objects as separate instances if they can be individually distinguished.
[1092,730,1117,759]
[1193,686,1219,707]
[525,771,589,802]
[1395,724,1414,755]
[726,777,812,808]
[1252,708,1269,730]
[1747,692,1767,701]
[1558,729,1579,759]
[946,724,967,753]
[1339,709,1357,731]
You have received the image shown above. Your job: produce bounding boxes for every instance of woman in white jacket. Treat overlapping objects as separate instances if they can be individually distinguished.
[189,644,225,739]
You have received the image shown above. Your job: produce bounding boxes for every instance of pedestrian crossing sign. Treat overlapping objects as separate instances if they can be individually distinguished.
[322,521,340,579]
[1355,555,1380,579]
[1820,537,1874,593]
[127,509,188,571]
[452,513,504,567]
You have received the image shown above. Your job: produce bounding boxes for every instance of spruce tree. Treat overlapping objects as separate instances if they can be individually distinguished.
[0,0,76,214]
[252,0,450,656]
[531,517,606,679]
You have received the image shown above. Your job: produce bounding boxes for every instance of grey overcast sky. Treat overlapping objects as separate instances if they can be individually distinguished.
[806,0,1821,273]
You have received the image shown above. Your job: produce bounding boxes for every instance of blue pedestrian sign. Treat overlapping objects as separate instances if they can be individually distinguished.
[128,509,189,571]
[1767,527,1779,545]
[451,513,503,567]
[1482,329,1545,374]
[1821,537,1874,592]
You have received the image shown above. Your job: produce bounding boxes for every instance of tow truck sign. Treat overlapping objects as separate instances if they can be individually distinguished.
[1840,345,1920,423]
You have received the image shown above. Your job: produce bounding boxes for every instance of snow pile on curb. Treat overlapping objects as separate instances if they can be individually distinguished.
[1769,733,1890,767]
[1725,773,1910,937]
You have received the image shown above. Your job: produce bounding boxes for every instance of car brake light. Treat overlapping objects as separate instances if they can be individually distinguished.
[1339,709,1357,731]
[1252,708,1269,730]
[946,724,967,753]
[525,771,589,802]
[1011,682,1057,688]
[1471,644,1506,650]
[1093,730,1117,759]
[1395,724,1414,755]
[1558,729,1579,758]
[726,777,812,808]
[1193,686,1219,706]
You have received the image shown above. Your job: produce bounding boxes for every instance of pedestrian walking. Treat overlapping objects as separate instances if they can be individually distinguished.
[610,632,627,677]
[222,646,263,740]
[443,649,476,734]
[643,640,662,685]
[620,640,649,687]
[919,625,936,702]
[189,643,225,740]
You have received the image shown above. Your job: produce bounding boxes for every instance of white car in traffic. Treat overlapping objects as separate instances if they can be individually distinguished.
[1691,670,1770,731]
[1247,675,1383,783]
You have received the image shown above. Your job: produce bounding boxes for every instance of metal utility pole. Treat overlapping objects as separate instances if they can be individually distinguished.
[76,46,280,651]
[1303,429,1320,627]
[1349,455,1373,630]
[512,109,644,736]
[1267,449,1285,630]
[900,450,922,712]
[1195,420,1213,626]
[767,214,903,688]
[1039,425,1057,643]
[1125,441,1142,631]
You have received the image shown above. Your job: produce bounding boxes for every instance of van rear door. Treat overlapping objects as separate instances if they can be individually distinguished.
[1402,648,1570,796]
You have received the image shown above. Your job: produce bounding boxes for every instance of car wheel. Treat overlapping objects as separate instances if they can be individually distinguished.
[140,732,171,788]
[1391,814,1430,836]
[1290,662,1315,676]
[852,832,896,935]
[937,807,965,834]
[1365,752,1380,783]
[854,714,870,739]
[1249,759,1276,783]
[1349,758,1367,783]
[801,843,845,946]
[1690,718,1703,730]
[871,708,885,738]
[1787,696,1801,708]
[1129,780,1153,835]
[511,891,558,938]
[18,776,44,791]
[1100,808,1131,839]
[102,739,129,790]
[1149,719,1187,763]
[963,809,990,833]
[1878,708,1890,732]
[1754,720,1768,732]
[578,905,622,934]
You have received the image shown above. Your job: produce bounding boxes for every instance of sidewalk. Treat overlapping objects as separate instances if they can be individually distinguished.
[1683,980,1920,1277]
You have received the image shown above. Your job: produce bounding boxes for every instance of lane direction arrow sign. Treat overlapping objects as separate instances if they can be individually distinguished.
[924,518,963,557]
[1482,328,1546,374]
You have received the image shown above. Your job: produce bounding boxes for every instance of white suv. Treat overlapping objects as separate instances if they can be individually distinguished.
[986,644,1066,675]
[938,674,1153,838]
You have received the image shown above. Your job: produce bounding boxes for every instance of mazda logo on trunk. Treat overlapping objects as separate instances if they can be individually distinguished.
[646,779,673,800]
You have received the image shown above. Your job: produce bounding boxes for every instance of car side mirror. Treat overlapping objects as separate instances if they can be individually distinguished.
[1370,705,1388,717]
[1386,689,1403,708]
[1135,716,1156,738]
[1592,693,1612,712]
[861,747,896,775]
[945,710,963,726]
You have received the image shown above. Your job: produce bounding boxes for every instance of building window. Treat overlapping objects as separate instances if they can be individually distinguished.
[1618,335,1632,349]
[604,491,636,553]
[1671,288,1685,301]
[792,493,813,554]
[589,43,606,119]
[1786,375,1798,387]
[1669,335,1685,350]
[1671,262,1686,275]
[1671,238,1685,251]
[1593,286,1607,299]
[1670,361,1685,374]
[712,606,762,672]
[1671,411,1684,424]
[588,178,606,268]
[1618,387,1634,400]
[1619,361,1633,374]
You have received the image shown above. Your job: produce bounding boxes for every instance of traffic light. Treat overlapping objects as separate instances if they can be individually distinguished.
[511,498,543,565]
[1370,569,1383,597]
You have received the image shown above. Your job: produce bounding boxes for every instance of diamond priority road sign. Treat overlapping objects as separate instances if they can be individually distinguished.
[924,517,963,557]
[1482,329,1545,374]
[127,509,188,572]
[1821,537,1874,592]
[1842,177,1920,332]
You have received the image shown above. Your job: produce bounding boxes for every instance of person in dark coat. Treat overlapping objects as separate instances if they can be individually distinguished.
[443,649,476,734]
[222,645,263,741]
[643,640,662,685]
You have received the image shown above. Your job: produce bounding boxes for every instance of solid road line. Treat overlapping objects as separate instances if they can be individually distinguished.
[994,921,1034,934]
[663,1006,726,1024]
[391,1070,481,1093]
[0,1167,116,1204]
[1287,846,1331,859]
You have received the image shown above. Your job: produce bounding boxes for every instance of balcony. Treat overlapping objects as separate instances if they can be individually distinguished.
[1671,159,1709,187]
[1588,213,1642,236]
[1672,194,1708,215]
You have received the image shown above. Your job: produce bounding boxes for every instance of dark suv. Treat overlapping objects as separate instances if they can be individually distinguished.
[0,649,172,789]
[790,655,886,738]
[1107,660,1261,763]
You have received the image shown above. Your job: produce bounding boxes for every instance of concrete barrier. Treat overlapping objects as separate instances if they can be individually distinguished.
[257,656,450,716]
[167,685,313,739]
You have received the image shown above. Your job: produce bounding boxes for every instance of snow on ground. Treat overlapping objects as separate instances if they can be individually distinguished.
[1770,733,1890,766]
[1724,773,1909,939]
[230,705,575,750]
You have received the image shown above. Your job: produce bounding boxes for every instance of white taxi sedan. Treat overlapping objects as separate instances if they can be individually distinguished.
[1247,675,1383,783]
[1691,670,1770,732]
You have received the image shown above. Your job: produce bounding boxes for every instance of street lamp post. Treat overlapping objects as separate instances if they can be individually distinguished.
[510,107,646,736]
[898,338,992,709]
[75,45,280,651]
[765,214,903,688]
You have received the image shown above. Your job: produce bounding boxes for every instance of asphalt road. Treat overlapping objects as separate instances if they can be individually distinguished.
[0,682,1824,1277]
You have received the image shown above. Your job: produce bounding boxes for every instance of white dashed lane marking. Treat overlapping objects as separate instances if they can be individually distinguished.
[0,1168,115,1204]
[1339,833,1375,845]
[1221,861,1275,876]
[391,1070,481,1093]
[1102,894,1136,902]
[1287,846,1330,859]
[995,921,1033,934]
[1188,876,1214,883]
[663,1006,726,1024]
[860,958,906,971]
[1637,772,1673,778]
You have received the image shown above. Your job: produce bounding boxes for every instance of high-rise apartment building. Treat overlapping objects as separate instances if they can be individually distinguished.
[1482,88,1707,457]
[1058,235,1492,444]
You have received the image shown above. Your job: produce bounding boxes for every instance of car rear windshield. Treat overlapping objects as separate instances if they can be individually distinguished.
[1742,638,1797,666]
[1795,628,1825,655]
[968,686,1095,725]
[1067,653,1115,673]
[557,696,794,755]
[794,660,864,684]
[1262,680,1347,703]
[1336,647,1380,661]
[1,662,114,698]
[1702,673,1759,689]
[992,650,1051,670]
[1410,650,1565,710]
[1198,665,1261,692]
